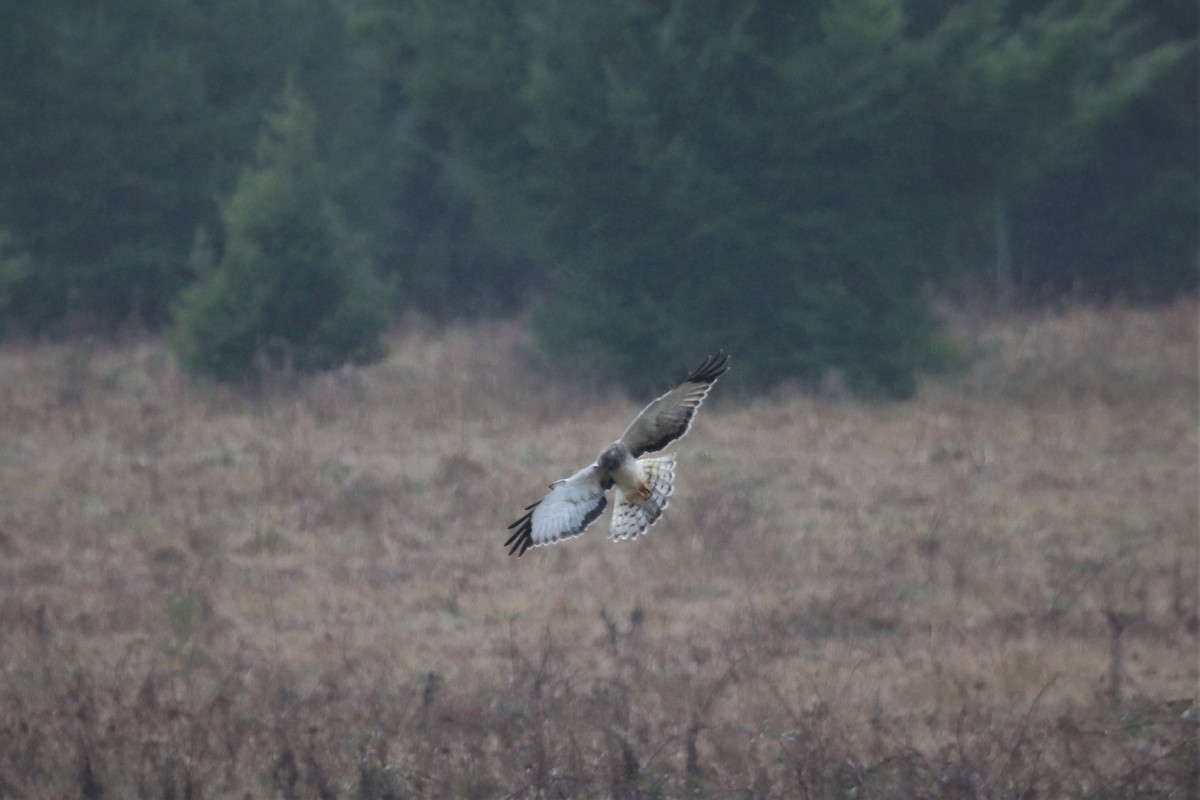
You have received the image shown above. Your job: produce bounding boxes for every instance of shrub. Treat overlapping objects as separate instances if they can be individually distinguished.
[171,80,389,383]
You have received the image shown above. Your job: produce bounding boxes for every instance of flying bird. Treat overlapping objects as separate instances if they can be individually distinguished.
[505,352,730,556]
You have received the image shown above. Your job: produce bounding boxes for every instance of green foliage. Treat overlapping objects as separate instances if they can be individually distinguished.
[1011,0,1199,300]
[394,2,914,395]
[904,0,1196,299]
[0,0,451,333]
[171,82,389,383]
[353,1,546,318]
[0,0,214,332]
[395,0,1191,396]
[0,0,1190,385]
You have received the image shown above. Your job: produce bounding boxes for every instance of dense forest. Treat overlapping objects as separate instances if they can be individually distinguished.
[0,0,1194,395]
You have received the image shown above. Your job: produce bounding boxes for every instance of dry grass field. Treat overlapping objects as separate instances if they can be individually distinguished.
[0,302,1196,798]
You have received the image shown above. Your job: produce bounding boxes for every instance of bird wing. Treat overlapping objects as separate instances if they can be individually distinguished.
[618,352,730,457]
[505,464,613,557]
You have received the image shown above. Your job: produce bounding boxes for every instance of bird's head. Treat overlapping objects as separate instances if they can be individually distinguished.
[597,442,629,472]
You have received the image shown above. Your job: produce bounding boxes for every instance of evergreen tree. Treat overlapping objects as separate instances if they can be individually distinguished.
[353,0,546,319]
[0,1,213,332]
[0,0,410,335]
[171,81,389,382]
[394,0,1188,396]
[903,0,1193,301]
[1009,0,1198,300]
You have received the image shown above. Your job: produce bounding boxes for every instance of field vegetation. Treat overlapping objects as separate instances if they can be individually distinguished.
[0,302,1196,798]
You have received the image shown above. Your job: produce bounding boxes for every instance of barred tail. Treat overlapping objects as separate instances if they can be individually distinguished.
[610,454,676,541]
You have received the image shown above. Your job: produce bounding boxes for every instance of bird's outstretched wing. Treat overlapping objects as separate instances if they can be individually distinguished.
[505,464,613,557]
[618,352,730,457]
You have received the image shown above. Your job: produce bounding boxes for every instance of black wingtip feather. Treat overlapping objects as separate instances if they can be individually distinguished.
[685,351,730,385]
[504,502,538,556]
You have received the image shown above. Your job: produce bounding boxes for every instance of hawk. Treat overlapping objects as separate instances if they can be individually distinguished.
[505,352,730,556]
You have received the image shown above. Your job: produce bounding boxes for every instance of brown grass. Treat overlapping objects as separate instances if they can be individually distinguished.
[0,302,1196,798]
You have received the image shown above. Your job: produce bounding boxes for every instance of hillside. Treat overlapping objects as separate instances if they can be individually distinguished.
[0,302,1196,797]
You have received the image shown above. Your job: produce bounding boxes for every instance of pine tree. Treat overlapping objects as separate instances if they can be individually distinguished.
[0,1,213,332]
[395,0,1188,396]
[171,79,390,383]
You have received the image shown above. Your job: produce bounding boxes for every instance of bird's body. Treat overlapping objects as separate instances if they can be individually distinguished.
[506,353,729,556]
[598,442,646,499]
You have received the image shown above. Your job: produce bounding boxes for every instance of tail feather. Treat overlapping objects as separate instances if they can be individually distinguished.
[611,455,676,541]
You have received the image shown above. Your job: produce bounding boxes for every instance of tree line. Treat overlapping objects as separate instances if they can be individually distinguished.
[0,0,1194,395]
